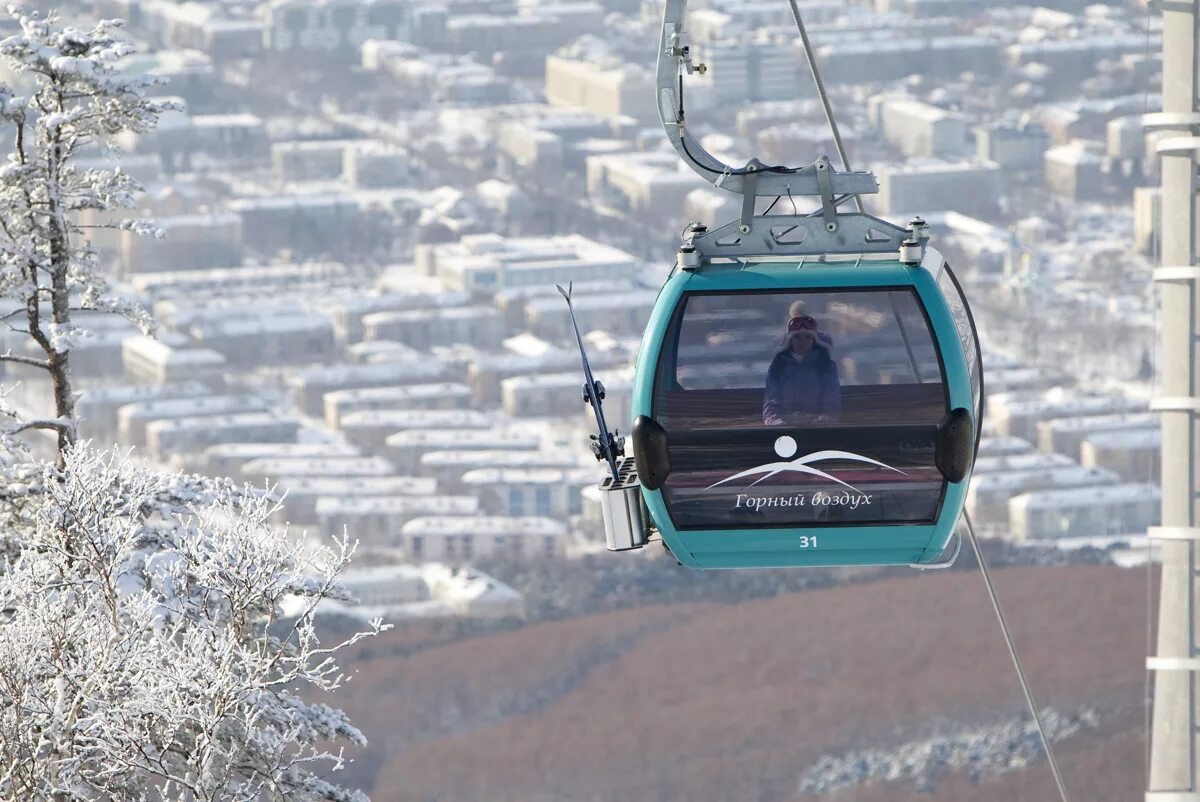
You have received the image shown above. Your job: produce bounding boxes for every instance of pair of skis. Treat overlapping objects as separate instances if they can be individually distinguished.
[557,284,624,483]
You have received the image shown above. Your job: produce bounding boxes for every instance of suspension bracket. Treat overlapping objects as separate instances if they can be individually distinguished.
[657,0,880,202]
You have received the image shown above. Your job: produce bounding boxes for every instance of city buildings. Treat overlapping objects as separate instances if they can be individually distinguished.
[4,0,1163,577]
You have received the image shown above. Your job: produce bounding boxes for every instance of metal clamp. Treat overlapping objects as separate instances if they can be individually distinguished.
[1148,656,1200,671]
[686,210,910,260]
[816,157,837,232]
[739,163,758,234]
[1150,397,1200,413]
[1157,136,1200,156]
[1154,266,1200,282]
[1144,111,1200,131]
[1148,526,1200,541]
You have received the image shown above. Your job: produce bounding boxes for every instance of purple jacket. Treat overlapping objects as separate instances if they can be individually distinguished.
[762,349,842,425]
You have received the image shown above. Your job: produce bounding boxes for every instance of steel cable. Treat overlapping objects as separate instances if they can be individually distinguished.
[943,259,1069,801]
[963,510,1072,802]
[785,0,863,212]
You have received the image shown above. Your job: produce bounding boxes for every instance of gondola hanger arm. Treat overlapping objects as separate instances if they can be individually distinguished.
[656,0,879,200]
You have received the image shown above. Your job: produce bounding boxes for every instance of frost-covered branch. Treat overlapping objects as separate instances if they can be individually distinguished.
[0,444,383,801]
[0,12,381,801]
[1,416,70,435]
[0,350,48,369]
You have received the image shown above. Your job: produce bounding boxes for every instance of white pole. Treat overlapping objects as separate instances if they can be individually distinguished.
[1147,1,1200,798]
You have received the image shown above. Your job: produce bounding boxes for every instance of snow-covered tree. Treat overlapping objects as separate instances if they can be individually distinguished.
[0,7,166,462]
[0,444,385,800]
[0,12,384,799]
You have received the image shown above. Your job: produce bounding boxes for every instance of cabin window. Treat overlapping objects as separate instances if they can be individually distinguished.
[651,288,949,530]
[935,264,982,417]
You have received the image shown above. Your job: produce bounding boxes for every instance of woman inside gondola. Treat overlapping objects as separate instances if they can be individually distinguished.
[762,314,841,425]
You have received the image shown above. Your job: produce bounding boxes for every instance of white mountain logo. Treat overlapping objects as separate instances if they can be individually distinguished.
[706,435,908,493]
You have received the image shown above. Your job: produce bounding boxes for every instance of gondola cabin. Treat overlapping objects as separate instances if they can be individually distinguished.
[559,0,985,569]
[628,246,981,569]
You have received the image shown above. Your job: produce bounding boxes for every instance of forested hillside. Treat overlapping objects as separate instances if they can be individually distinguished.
[329,564,1146,801]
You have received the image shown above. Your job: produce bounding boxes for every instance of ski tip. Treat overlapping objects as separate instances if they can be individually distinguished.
[555,282,572,301]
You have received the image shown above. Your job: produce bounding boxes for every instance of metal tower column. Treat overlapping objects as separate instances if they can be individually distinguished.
[1147,1,1200,798]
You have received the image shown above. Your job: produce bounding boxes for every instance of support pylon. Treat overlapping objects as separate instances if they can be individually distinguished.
[1146,1,1200,798]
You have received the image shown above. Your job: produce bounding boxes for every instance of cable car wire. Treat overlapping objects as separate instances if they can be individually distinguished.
[964,511,1072,802]
[946,260,1069,802]
[785,0,863,213]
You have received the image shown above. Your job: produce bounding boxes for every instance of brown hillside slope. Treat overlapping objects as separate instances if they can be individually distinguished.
[340,565,1146,802]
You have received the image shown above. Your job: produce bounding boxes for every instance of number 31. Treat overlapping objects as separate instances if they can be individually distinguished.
[798,536,818,548]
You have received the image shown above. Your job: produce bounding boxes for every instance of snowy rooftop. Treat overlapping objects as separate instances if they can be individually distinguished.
[977,436,1036,457]
[501,368,635,390]
[325,383,472,404]
[153,212,240,230]
[337,562,427,584]
[431,233,637,269]
[494,278,642,302]
[204,442,361,461]
[1040,413,1159,434]
[990,392,1144,417]
[333,290,470,315]
[461,467,594,484]
[272,138,369,154]
[877,160,1001,176]
[362,306,499,325]
[273,476,438,496]
[131,263,354,298]
[525,289,659,312]
[972,452,1076,475]
[970,465,1118,492]
[1007,32,1156,56]
[123,336,226,368]
[419,450,581,469]
[315,496,479,515]
[146,412,298,434]
[400,516,567,537]
[338,410,494,429]
[422,564,524,609]
[384,429,538,448]
[1083,428,1161,449]
[1045,144,1105,166]
[347,341,425,362]
[241,456,396,479]
[881,98,968,124]
[1010,482,1160,510]
[290,360,451,387]
[78,382,211,405]
[190,113,263,129]
[193,315,334,338]
[821,34,1004,56]
[118,394,267,421]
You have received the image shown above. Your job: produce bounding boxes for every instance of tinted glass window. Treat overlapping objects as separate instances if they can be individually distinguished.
[651,289,948,529]
[935,264,981,416]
